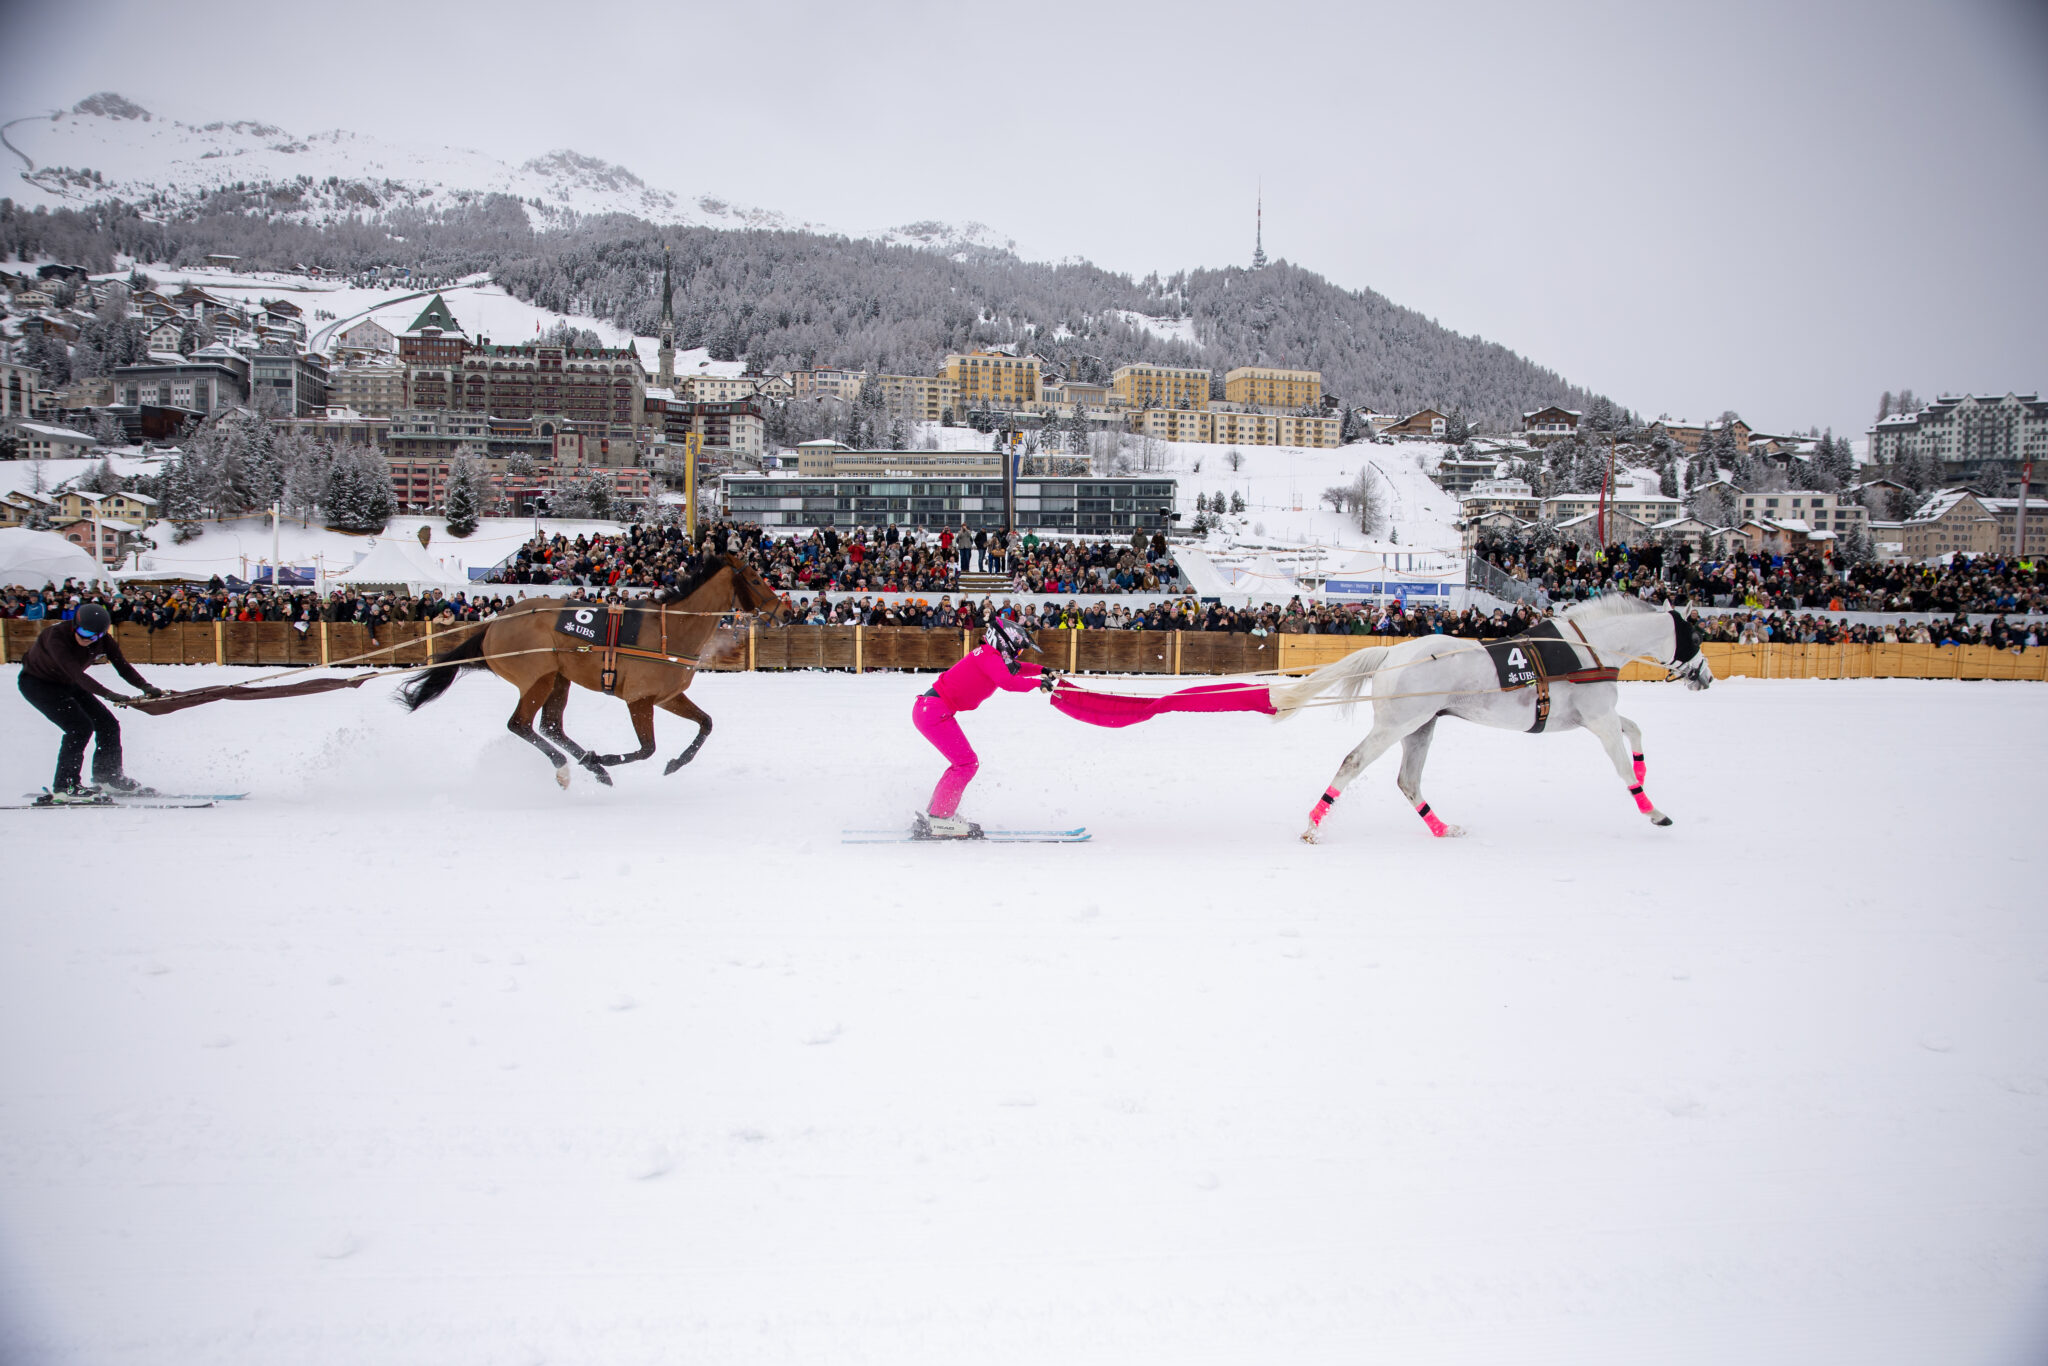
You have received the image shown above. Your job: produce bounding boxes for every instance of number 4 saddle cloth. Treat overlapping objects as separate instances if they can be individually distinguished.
[1483,621,1620,732]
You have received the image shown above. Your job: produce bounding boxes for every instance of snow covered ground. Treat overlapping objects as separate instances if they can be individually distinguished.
[118,514,625,586]
[1,669,2044,1365]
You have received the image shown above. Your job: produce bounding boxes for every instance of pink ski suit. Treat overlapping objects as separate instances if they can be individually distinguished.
[913,644,1045,817]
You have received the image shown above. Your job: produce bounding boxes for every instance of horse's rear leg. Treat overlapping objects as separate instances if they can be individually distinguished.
[538,677,613,787]
[592,699,658,768]
[1395,717,1464,838]
[1302,714,1420,844]
[656,692,712,776]
[509,676,573,789]
[1588,711,1671,826]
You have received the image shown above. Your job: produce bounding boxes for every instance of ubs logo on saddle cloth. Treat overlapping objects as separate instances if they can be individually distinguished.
[553,605,643,648]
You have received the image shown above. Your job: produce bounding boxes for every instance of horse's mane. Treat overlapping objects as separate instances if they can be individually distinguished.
[652,556,733,605]
[1557,594,1660,624]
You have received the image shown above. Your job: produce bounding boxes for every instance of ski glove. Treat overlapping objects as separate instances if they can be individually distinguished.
[1038,670,1061,693]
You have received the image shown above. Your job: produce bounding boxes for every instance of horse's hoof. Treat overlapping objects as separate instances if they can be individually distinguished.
[1300,828,1321,845]
[1650,812,1673,827]
[554,765,572,790]
[663,756,689,776]
[1439,823,1468,839]
[586,764,614,787]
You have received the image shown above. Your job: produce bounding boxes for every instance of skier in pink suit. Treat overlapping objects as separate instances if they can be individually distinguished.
[912,616,1056,838]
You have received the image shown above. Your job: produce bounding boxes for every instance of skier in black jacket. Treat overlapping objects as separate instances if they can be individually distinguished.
[17,603,165,802]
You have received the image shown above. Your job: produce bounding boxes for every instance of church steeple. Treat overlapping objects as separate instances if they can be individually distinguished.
[656,244,676,389]
[1251,185,1267,270]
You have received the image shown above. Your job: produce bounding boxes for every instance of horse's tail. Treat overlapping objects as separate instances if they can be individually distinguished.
[1269,644,1396,721]
[395,625,490,711]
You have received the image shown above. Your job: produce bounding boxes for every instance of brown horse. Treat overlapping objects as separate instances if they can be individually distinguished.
[397,553,784,787]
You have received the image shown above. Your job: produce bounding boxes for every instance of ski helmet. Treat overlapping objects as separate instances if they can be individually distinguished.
[74,603,112,637]
[985,616,1036,669]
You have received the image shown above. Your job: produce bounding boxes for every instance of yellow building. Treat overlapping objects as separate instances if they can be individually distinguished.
[1223,365,1323,411]
[1128,408,1339,449]
[1111,363,1210,411]
[941,351,1040,412]
[874,373,961,422]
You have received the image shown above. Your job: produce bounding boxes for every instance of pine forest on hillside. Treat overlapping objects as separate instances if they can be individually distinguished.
[2,192,1602,427]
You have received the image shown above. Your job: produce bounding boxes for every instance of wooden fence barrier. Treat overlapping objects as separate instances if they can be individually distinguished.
[4,618,2047,683]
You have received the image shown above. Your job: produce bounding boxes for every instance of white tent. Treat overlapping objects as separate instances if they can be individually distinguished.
[329,536,469,594]
[0,528,107,589]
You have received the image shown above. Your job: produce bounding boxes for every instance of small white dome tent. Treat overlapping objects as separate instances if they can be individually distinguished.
[0,528,107,590]
[329,537,468,595]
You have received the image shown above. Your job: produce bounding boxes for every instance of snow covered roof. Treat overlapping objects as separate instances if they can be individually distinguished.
[1906,488,1979,523]
[15,422,94,442]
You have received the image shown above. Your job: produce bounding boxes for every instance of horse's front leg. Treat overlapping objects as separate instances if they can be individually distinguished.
[1395,717,1463,838]
[1302,715,1413,844]
[657,691,712,776]
[1586,710,1670,826]
[1618,713,1647,786]
[538,676,613,787]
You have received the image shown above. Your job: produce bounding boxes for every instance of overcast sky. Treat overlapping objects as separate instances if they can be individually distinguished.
[6,0,2045,439]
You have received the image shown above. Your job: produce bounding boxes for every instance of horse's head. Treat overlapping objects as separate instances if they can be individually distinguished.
[1667,610,1714,690]
[725,553,789,622]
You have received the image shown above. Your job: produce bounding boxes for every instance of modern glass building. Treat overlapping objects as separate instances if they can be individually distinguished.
[721,473,1177,535]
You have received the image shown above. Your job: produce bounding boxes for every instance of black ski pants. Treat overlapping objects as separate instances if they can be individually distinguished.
[17,673,124,790]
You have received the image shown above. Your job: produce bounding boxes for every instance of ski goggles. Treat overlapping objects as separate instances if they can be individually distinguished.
[74,627,103,642]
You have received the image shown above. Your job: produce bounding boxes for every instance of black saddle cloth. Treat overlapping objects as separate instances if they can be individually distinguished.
[554,604,643,647]
[1484,621,1589,690]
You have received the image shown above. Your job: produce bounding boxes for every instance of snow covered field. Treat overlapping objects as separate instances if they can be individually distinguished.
[2,669,2045,1365]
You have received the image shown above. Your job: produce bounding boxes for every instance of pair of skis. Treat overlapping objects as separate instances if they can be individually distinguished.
[9,791,248,810]
[841,825,1090,845]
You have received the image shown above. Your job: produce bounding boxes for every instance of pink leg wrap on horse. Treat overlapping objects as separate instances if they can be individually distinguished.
[1310,787,1340,826]
[1632,752,1646,784]
[913,695,979,819]
[1629,784,1655,815]
[1414,801,1450,838]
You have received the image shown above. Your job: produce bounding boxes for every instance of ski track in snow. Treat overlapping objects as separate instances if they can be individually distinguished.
[1,668,2046,1365]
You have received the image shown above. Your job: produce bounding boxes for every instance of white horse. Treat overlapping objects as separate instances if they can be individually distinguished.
[1269,596,1714,842]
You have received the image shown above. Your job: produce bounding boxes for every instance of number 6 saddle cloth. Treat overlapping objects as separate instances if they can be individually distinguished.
[554,603,644,648]
[1483,621,1620,732]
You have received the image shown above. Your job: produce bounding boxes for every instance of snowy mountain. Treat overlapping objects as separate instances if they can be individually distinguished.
[1,92,823,234]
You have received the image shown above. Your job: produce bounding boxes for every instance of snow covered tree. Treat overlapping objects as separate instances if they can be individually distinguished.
[321,446,394,533]
[82,457,123,494]
[162,450,207,542]
[282,434,333,523]
[1229,489,1245,515]
[443,456,483,537]
[1442,410,1471,445]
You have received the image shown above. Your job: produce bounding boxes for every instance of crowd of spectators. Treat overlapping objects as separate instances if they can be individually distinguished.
[486,521,1182,596]
[7,518,2043,655]
[1475,532,2046,615]
[1,579,513,633]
